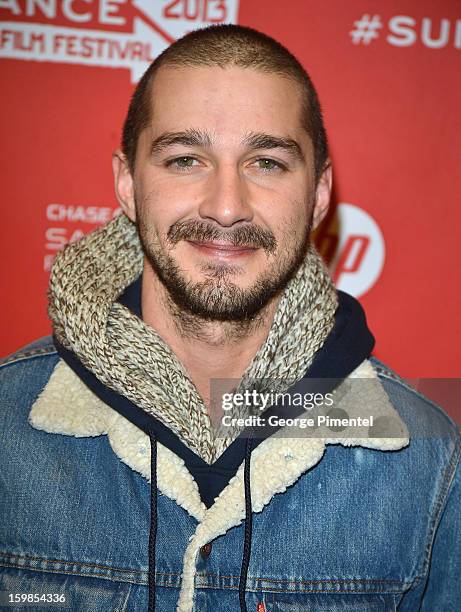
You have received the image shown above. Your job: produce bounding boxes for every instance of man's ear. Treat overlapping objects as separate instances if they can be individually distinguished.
[312,162,332,231]
[112,150,136,222]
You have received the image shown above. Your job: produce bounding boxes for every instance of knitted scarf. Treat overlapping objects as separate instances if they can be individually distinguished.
[48,213,338,463]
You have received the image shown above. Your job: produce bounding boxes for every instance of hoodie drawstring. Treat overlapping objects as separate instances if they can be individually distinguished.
[148,432,158,612]
[148,432,253,612]
[239,436,254,612]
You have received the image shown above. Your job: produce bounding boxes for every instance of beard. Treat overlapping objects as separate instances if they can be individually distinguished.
[136,213,312,322]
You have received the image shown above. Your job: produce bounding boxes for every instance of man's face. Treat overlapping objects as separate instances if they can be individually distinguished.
[115,65,330,320]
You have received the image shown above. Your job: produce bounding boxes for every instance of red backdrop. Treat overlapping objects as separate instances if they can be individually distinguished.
[1,1,460,385]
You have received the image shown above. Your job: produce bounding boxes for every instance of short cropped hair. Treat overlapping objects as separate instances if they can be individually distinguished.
[122,24,329,181]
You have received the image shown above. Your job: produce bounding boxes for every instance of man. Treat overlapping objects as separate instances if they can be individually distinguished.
[1,24,459,612]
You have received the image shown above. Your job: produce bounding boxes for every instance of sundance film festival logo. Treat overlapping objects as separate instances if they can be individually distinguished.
[350,14,461,49]
[0,0,239,82]
[314,203,385,298]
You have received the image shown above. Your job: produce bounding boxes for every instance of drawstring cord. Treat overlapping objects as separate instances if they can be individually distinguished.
[148,432,158,612]
[239,435,254,612]
[148,431,253,611]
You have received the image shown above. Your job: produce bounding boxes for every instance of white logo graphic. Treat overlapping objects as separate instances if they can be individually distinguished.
[0,0,240,82]
[350,14,461,49]
[350,14,382,45]
[133,0,237,40]
[315,203,385,298]
[43,203,121,271]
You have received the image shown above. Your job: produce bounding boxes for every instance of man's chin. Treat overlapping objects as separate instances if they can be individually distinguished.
[141,243,299,321]
[164,277,277,322]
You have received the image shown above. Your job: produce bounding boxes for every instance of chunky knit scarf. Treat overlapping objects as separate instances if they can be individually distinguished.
[48,213,338,463]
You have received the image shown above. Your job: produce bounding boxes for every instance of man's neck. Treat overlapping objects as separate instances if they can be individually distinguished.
[141,262,280,414]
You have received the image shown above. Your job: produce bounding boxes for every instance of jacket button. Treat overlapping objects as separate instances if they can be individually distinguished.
[200,542,212,558]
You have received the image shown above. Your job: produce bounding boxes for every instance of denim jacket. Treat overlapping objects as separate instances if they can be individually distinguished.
[0,336,460,611]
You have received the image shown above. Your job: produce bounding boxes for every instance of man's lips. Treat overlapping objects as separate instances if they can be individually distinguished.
[187,240,258,256]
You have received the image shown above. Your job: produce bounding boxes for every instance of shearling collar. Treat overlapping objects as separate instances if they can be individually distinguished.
[29,357,409,611]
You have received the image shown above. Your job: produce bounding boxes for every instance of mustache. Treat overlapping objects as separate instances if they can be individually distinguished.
[166,220,277,254]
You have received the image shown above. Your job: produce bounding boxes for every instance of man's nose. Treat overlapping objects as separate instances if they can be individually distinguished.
[198,166,253,227]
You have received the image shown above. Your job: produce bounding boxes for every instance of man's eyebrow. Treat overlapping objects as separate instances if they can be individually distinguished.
[150,129,213,155]
[243,132,305,162]
[149,129,305,162]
